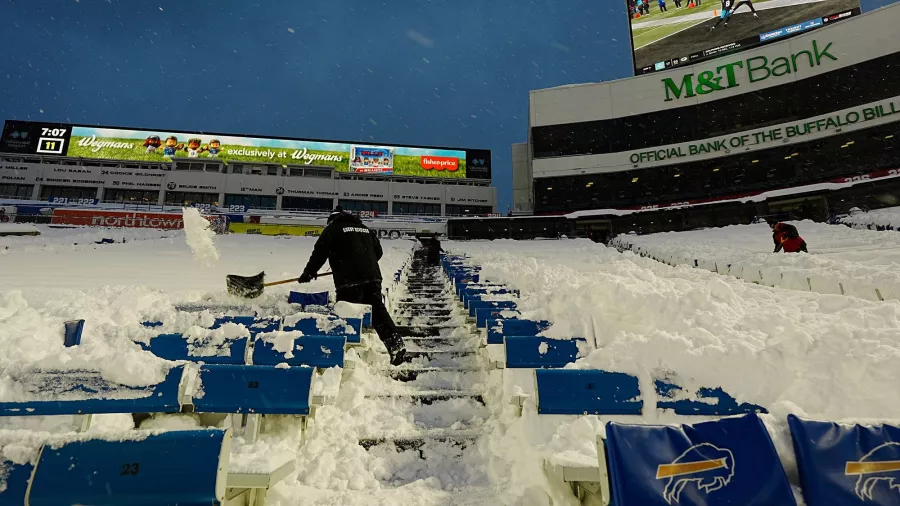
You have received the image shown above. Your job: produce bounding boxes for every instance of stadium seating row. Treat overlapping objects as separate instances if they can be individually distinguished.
[442,256,765,417]
[0,428,295,506]
[544,412,900,506]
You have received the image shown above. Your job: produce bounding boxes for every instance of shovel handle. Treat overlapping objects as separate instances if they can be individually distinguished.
[264,271,333,287]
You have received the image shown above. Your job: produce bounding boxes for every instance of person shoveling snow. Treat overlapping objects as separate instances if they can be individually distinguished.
[182,207,220,265]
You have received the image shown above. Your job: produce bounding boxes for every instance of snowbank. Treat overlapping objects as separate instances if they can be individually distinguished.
[449,239,900,488]
[0,225,182,254]
[612,221,900,301]
[840,206,900,231]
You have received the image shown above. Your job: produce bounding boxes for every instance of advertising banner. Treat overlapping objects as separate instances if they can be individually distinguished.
[228,223,324,236]
[52,209,187,229]
[626,0,859,76]
[0,120,493,180]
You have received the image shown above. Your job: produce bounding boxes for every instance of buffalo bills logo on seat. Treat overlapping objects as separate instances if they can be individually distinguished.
[656,443,735,504]
[846,442,900,500]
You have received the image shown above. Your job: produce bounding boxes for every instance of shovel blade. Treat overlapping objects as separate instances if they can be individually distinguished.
[226,271,265,298]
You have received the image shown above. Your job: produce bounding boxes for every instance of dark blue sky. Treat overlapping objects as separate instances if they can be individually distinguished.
[0,0,633,210]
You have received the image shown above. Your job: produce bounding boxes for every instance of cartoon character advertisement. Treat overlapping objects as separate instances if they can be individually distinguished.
[2,120,487,179]
[350,146,394,175]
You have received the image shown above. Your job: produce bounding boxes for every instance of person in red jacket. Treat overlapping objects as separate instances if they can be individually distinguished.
[768,219,808,253]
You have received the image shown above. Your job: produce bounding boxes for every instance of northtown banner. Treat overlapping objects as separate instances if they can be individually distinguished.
[0,121,492,180]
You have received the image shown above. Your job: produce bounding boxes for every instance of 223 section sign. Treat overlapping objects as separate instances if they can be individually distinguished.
[1,120,491,180]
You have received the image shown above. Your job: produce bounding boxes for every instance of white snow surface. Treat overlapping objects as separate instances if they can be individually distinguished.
[182,207,220,265]
[448,239,900,492]
[612,221,900,301]
[840,206,900,230]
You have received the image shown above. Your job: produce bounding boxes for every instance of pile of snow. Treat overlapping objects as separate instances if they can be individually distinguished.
[449,239,900,493]
[612,221,900,301]
[182,208,219,265]
[0,225,181,254]
[840,206,900,230]
[0,224,39,236]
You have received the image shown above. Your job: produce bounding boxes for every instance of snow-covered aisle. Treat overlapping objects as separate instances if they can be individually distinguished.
[611,221,900,301]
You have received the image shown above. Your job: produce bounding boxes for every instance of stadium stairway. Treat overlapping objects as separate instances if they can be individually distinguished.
[357,248,493,488]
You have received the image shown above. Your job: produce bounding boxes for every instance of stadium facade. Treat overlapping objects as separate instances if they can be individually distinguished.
[508,2,900,237]
[0,121,496,218]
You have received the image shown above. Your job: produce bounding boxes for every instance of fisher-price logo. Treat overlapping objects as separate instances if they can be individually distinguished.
[420,156,459,172]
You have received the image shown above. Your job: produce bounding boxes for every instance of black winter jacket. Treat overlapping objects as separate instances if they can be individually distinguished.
[302,213,383,289]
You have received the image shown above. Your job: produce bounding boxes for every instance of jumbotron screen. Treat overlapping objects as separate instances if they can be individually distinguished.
[627,0,861,75]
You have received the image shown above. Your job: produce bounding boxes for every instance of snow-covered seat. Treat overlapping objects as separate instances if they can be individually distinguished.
[504,336,586,369]
[26,429,232,505]
[534,369,642,415]
[654,370,766,416]
[189,365,315,442]
[140,333,250,364]
[0,365,187,432]
[486,318,551,345]
[282,314,362,344]
[251,335,346,369]
[788,414,900,505]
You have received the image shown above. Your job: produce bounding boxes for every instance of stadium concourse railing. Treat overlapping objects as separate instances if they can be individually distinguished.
[444,253,900,506]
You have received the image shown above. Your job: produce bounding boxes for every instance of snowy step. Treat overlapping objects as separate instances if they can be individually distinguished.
[364,395,489,429]
[395,326,455,337]
[395,309,453,317]
[358,429,483,452]
[386,367,483,383]
[365,390,485,406]
[395,301,453,309]
[395,297,453,304]
[404,349,476,361]
[402,337,464,349]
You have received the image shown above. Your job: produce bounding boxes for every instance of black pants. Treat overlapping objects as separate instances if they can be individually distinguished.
[336,282,404,354]
[660,4,667,11]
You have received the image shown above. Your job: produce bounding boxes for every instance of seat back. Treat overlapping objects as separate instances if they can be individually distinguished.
[605,414,795,506]
[252,335,346,368]
[655,375,766,416]
[141,334,248,364]
[535,369,642,415]
[487,318,552,345]
[505,336,585,368]
[27,429,231,506]
[0,460,34,505]
[213,316,280,335]
[475,306,519,328]
[63,319,85,348]
[0,366,185,416]
[288,291,330,307]
[194,365,313,415]
[788,414,900,506]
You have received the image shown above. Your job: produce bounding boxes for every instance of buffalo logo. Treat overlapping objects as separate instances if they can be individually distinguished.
[846,442,900,500]
[166,182,177,190]
[8,131,29,139]
[275,187,284,195]
[472,158,485,166]
[656,443,735,504]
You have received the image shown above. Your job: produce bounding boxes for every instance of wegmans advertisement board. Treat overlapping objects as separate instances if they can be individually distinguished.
[0,121,493,180]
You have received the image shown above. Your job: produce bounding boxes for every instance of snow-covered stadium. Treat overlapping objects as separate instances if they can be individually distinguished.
[3,1,900,506]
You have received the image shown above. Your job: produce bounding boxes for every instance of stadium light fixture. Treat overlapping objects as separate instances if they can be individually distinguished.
[631,177,639,183]
[846,140,855,145]
[784,156,792,159]
[791,153,799,157]
[840,144,849,149]
[751,160,759,163]
[547,187,553,190]
[886,135,895,139]
[712,168,720,172]
[673,174,681,178]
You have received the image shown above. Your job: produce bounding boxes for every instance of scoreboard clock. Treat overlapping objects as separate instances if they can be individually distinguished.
[0,120,73,156]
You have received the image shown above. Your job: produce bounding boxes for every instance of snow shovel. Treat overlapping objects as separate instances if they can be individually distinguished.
[226,271,333,299]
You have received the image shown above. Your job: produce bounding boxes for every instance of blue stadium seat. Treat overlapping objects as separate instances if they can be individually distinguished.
[140,334,249,364]
[213,316,280,335]
[475,306,519,328]
[252,335,346,368]
[63,319,85,347]
[788,414,900,506]
[535,369,642,415]
[505,336,585,368]
[605,413,795,505]
[468,299,517,318]
[288,291,330,307]
[0,460,34,505]
[27,429,231,505]
[655,374,766,416]
[193,365,313,415]
[282,315,359,344]
[486,318,552,345]
[0,366,185,417]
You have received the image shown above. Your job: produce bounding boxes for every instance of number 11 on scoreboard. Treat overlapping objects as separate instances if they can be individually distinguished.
[37,136,65,154]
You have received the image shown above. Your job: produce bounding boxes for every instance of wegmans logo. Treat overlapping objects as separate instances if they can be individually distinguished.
[662,40,837,102]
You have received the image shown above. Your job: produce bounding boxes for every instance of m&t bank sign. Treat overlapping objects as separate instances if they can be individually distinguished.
[662,40,837,102]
